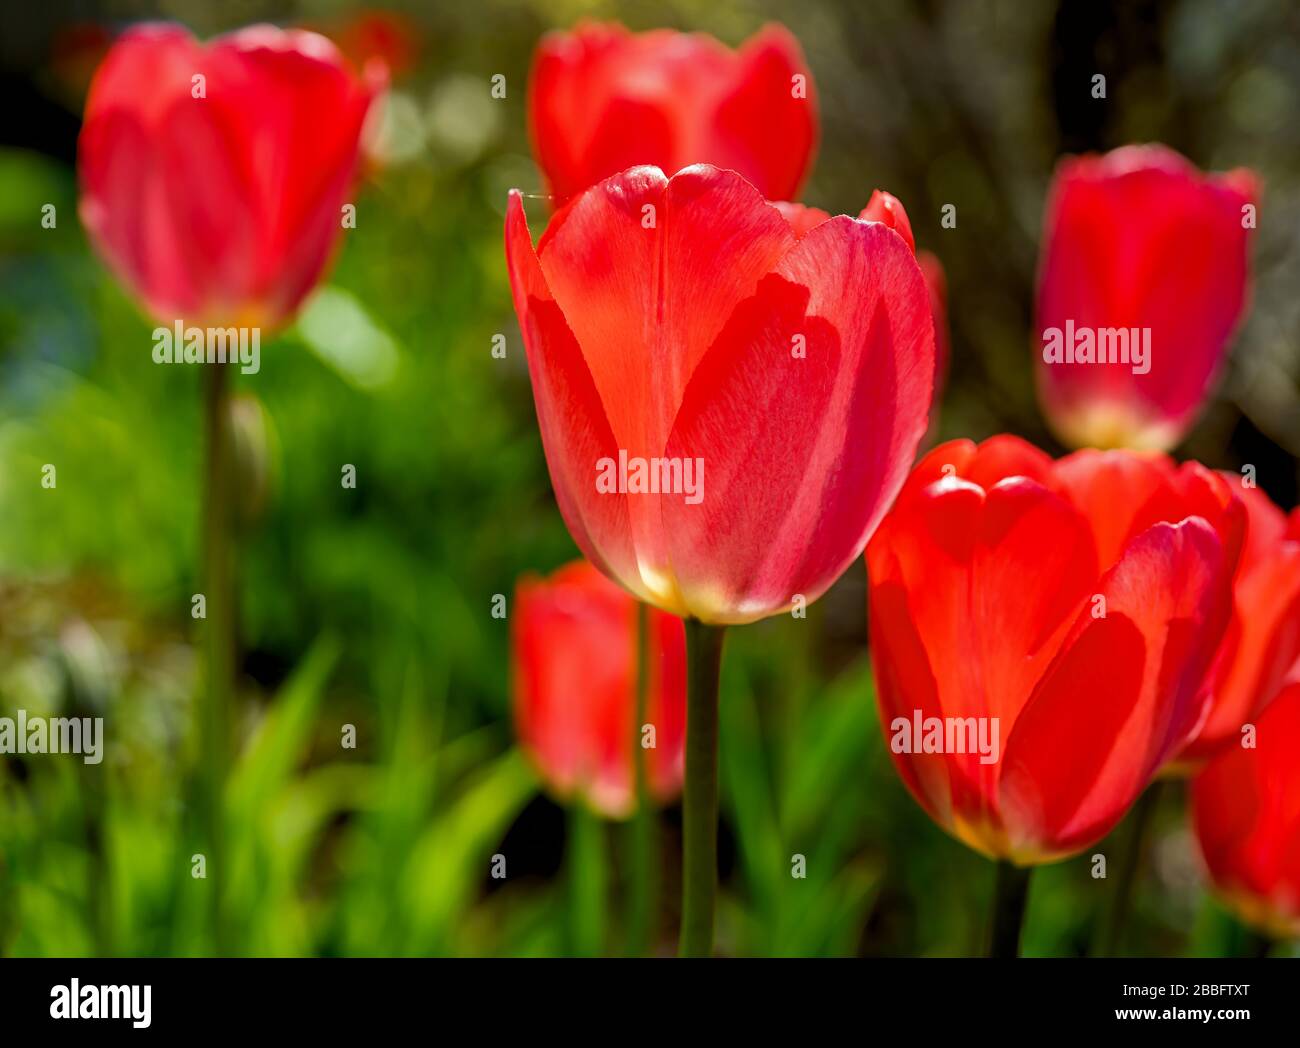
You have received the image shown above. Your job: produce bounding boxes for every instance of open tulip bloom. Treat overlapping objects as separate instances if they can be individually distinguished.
[866,436,1246,952]
[506,163,936,952]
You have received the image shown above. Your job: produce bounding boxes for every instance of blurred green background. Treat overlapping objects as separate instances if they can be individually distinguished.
[1,0,1298,957]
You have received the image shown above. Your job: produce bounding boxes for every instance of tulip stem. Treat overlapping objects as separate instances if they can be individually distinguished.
[626,601,657,956]
[679,619,726,958]
[988,861,1032,957]
[199,362,236,955]
[1092,781,1163,957]
[567,803,608,956]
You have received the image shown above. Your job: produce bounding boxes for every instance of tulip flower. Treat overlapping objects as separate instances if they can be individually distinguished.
[528,22,816,203]
[78,23,378,954]
[1035,144,1257,451]
[506,164,935,954]
[1179,480,1300,763]
[1192,682,1300,940]
[79,23,380,331]
[867,436,1241,949]
[513,560,686,818]
[507,168,934,624]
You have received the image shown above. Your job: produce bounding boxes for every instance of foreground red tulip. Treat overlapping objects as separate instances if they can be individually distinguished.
[1035,144,1257,450]
[513,560,686,818]
[867,436,1243,863]
[1193,682,1300,938]
[1180,480,1300,763]
[79,23,380,330]
[528,22,816,203]
[506,165,935,625]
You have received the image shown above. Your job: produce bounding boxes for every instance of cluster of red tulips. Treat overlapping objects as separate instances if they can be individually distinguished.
[78,18,1300,956]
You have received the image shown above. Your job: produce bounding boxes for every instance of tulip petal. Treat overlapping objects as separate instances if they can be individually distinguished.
[505,192,647,604]
[1001,518,1229,858]
[1193,546,1300,756]
[711,24,817,202]
[662,217,933,622]
[79,25,240,321]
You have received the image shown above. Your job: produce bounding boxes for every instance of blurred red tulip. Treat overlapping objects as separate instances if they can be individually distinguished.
[79,23,381,331]
[1193,682,1300,938]
[1180,480,1300,762]
[528,21,817,203]
[506,165,935,624]
[1035,144,1257,451]
[513,560,686,818]
[320,9,421,80]
[867,436,1242,863]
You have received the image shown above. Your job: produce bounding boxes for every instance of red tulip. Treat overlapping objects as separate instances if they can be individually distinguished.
[506,165,935,624]
[79,23,380,331]
[513,560,686,818]
[1035,144,1257,450]
[1180,479,1300,762]
[528,22,816,203]
[1192,682,1300,938]
[866,435,1242,863]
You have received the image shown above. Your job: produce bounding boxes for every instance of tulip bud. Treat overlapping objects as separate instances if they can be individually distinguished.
[78,24,381,333]
[528,22,817,202]
[1034,144,1257,450]
[227,392,279,531]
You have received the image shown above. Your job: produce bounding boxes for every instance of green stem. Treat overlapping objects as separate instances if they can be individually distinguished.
[988,860,1032,957]
[1092,781,1162,957]
[625,601,657,956]
[678,619,726,958]
[200,362,236,955]
[567,803,607,956]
